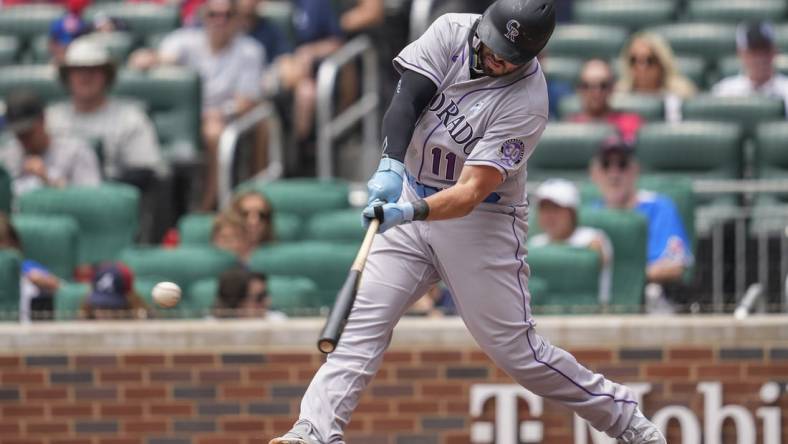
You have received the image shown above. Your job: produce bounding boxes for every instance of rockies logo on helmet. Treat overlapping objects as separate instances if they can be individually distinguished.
[504,19,521,43]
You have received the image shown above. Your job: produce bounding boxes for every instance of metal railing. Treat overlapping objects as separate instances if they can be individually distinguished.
[217,102,284,209]
[315,35,380,179]
[691,179,788,312]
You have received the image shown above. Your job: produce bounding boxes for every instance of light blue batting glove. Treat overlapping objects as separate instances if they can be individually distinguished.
[366,157,406,206]
[362,202,414,233]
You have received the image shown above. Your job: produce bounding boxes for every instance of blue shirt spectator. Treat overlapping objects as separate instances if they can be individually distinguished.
[292,0,344,45]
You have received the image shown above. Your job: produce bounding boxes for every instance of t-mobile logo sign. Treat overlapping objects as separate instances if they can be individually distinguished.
[470,382,784,444]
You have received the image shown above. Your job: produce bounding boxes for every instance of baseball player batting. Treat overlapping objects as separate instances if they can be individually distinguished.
[271,0,665,443]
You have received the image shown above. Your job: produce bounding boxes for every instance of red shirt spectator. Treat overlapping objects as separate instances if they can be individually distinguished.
[569,59,643,143]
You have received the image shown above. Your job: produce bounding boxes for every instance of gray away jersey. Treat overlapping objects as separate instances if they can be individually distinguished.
[394,13,548,209]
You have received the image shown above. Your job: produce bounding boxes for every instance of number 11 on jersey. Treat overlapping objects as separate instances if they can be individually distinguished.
[431,147,457,181]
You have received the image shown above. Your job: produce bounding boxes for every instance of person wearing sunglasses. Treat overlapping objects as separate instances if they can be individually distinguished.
[569,59,643,143]
[589,134,693,313]
[615,32,696,122]
[231,190,275,246]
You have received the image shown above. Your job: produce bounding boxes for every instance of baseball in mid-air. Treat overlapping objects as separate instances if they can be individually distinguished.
[152,282,181,308]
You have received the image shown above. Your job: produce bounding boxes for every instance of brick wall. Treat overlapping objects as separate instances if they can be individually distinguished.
[0,318,786,443]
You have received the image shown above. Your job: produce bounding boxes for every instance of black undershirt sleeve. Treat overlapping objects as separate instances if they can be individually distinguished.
[381,70,438,163]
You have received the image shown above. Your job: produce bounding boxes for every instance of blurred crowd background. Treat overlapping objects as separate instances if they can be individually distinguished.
[0,0,786,322]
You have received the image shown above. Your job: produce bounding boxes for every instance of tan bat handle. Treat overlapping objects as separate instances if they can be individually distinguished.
[351,219,379,273]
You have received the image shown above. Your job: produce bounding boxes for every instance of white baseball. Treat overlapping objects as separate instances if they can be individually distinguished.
[152,282,181,308]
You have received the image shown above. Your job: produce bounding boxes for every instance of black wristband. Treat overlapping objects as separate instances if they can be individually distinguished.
[412,199,430,221]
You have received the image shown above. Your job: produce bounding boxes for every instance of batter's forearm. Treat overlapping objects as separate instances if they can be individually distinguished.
[381,70,437,162]
[423,184,482,220]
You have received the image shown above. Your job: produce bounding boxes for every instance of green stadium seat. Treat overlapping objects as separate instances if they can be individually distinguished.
[237,178,351,221]
[177,211,303,245]
[0,36,20,65]
[0,249,20,318]
[545,24,628,60]
[84,4,180,40]
[12,214,79,280]
[751,122,788,233]
[0,65,66,103]
[686,0,787,23]
[636,122,743,180]
[249,241,359,308]
[558,94,665,121]
[18,183,140,264]
[0,165,12,215]
[119,246,238,302]
[527,244,601,310]
[542,56,583,85]
[189,274,318,315]
[53,281,89,320]
[776,23,788,51]
[578,208,647,311]
[528,123,615,181]
[113,67,202,161]
[682,95,785,137]
[645,23,737,62]
[572,0,675,30]
[0,5,64,42]
[755,121,788,180]
[304,208,365,242]
[30,32,135,64]
[675,56,708,90]
[718,54,788,79]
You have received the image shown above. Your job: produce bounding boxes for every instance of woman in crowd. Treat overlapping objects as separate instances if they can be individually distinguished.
[616,32,697,122]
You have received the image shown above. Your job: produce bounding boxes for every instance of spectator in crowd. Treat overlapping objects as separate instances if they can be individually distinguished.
[569,59,643,143]
[48,37,165,188]
[712,21,788,114]
[80,262,150,320]
[0,214,61,322]
[213,267,285,319]
[129,0,265,210]
[273,0,343,167]
[589,134,693,312]
[537,51,573,119]
[408,283,456,318]
[616,32,696,122]
[211,211,253,263]
[230,190,274,246]
[48,0,91,64]
[238,0,292,62]
[528,178,613,305]
[0,91,101,197]
[337,0,384,36]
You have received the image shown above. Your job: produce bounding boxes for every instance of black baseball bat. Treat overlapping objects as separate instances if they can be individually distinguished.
[317,217,380,354]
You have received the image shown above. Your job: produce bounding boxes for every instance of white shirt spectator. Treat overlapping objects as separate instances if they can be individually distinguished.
[46,99,166,179]
[530,227,614,305]
[159,28,265,110]
[712,72,788,115]
[0,136,101,196]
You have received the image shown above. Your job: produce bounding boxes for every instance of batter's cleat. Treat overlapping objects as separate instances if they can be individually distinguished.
[269,422,320,444]
[617,409,666,444]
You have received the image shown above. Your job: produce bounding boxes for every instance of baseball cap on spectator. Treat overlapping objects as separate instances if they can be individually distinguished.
[736,21,775,51]
[88,262,135,309]
[59,37,117,84]
[4,90,45,133]
[535,178,580,210]
[49,14,90,46]
[597,133,635,158]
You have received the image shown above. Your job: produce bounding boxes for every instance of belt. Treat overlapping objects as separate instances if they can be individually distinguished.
[407,173,500,203]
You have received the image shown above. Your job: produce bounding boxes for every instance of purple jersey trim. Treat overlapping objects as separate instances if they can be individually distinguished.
[510,211,638,407]
[394,57,442,88]
[464,159,509,179]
